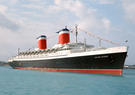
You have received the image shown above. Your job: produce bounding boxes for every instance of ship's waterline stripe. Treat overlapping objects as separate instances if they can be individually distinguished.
[16,68,123,75]
[10,46,127,61]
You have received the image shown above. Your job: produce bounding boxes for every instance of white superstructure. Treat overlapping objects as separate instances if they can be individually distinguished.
[8,43,128,62]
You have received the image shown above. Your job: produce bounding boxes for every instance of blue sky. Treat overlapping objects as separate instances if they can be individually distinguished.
[0,0,135,65]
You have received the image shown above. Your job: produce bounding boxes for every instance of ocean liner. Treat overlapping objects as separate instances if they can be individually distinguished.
[8,26,128,75]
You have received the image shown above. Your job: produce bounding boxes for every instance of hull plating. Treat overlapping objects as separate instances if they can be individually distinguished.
[9,52,127,75]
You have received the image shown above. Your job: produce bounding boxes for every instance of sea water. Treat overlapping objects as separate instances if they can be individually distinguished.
[0,66,135,95]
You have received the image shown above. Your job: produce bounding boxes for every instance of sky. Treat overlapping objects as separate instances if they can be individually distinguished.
[0,0,135,65]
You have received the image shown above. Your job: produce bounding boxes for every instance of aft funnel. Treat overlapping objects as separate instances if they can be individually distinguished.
[37,35,47,50]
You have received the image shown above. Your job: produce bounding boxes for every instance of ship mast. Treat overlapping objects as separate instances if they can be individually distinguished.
[75,25,78,43]
[17,48,20,55]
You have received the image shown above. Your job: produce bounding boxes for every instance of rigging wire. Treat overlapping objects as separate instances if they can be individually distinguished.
[77,28,121,46]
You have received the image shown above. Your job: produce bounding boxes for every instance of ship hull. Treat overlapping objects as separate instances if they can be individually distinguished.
[9,52,127,75]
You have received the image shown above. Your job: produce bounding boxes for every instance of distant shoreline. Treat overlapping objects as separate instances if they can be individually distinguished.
[0,61,9,66]
[124,65,135,69]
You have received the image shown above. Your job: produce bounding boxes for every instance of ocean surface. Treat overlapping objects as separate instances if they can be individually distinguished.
[0,66,135,95]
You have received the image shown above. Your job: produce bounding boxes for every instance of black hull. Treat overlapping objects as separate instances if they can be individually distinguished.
[9,52,127,75]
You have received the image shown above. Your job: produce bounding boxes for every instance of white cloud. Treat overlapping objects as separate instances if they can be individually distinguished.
[102,18,111,31]
[91,0,116,4]
[27,0,42,3]
[99,0,115,4]
[22,4,44,10]
[0,12,20,31]
[9,0,18,5]
[54,0,93,18]
[122,0,135,23]
[0,5,8,14]
[52,0,111,32]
